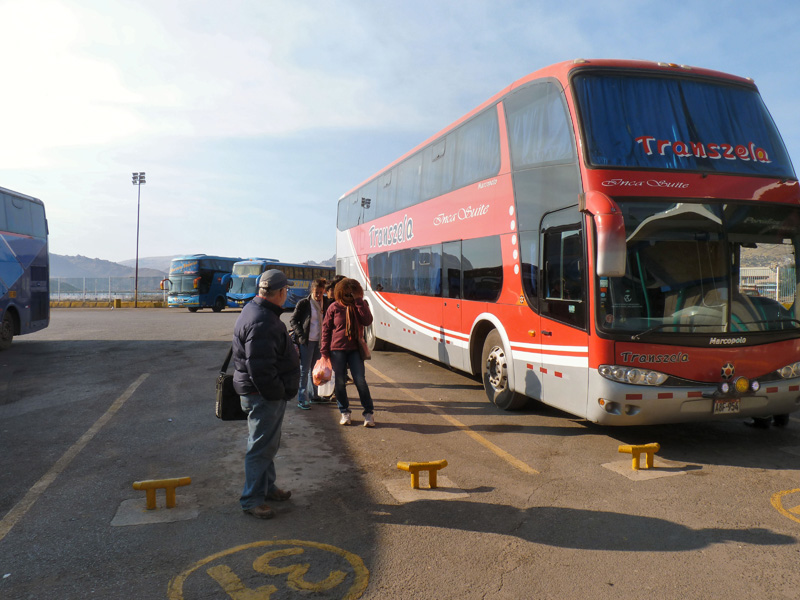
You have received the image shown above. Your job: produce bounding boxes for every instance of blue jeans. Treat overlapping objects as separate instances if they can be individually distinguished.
[298,340,321,404]
[330,350,373,415]
[239,393,287,510]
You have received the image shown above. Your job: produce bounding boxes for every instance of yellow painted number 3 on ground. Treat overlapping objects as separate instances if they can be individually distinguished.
[771,488,800,525]
[168,539,369,600]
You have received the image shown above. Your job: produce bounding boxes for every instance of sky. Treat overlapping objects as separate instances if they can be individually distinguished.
[2,1,800,265]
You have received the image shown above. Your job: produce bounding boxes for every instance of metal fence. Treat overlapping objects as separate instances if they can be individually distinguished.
[740,266,796,304]
[50,277,168,302]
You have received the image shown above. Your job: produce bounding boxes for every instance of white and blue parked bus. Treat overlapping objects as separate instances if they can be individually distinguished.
[162,255,241,312]
[227,258,334,309]
[0,186,49,349]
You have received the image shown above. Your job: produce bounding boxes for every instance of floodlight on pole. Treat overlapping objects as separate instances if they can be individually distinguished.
[132,172,146,308]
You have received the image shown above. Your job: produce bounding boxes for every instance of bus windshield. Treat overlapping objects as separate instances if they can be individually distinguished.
[573,72,796,178]
[232,264,264,277]
[599,201,800,337]
[229,275,257,296]
[167,275,200,293]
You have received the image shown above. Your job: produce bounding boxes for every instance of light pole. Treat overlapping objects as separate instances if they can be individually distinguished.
[131,172,146,308]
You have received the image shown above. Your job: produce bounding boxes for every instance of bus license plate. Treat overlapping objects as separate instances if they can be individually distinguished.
[713,399,740,414]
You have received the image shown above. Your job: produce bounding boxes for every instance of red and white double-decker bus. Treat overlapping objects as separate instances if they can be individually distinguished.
[336,59,800,426]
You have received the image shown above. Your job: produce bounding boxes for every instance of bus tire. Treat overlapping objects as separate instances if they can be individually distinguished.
[212,297,225,312]
[0,311,14,351]
[481,329,527,411]
[364,323,385,352]
[188,307,199,313]
[773,414,790,427]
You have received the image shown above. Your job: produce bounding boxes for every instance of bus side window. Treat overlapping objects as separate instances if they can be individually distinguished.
[442,241,461,299]
[541,226,585,329]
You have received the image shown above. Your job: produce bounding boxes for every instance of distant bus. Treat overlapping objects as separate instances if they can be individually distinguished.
[162,255,241,312]
[336,59,800,426]
[0,186,49,349]
[227,259,335,309]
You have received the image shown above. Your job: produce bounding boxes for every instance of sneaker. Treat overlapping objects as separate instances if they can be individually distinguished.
[243,504,275,520]
[297,402,311,410]
[265,487,292,502]
[339,412,352,426]
[364,413,375,428]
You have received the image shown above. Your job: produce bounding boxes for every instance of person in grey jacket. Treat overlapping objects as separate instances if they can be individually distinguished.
[232,269,300,519]
[290,278,329,409]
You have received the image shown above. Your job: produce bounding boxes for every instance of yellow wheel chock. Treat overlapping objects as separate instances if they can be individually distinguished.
[132,477,191,510]
[618,443,660,470]
[397,460,448,489]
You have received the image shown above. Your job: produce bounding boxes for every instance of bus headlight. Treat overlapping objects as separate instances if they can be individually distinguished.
[778,361,800,379]
[599,365,668,386]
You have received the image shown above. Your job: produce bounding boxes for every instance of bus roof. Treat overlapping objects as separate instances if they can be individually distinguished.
[233,258,280,265]
[340,58,758,198]
[233,259,333,270]
[171,254,242,262]
[0,185,44,205]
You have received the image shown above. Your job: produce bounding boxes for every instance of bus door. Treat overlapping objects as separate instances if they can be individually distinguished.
[538,211,589,416]
[441,241,466,370]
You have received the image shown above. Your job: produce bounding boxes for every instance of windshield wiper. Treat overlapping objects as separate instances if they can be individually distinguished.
[631,323,704,341]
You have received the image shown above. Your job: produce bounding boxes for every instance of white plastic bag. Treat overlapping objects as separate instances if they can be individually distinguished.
[317,372,335,397]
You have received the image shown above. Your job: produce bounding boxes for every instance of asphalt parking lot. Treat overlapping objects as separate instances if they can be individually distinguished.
[1,308,799,600]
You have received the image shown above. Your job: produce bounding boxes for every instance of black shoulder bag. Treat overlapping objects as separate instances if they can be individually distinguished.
[215,347,247,420]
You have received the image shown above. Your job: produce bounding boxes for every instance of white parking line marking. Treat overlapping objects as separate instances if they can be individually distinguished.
[0,374,149,542]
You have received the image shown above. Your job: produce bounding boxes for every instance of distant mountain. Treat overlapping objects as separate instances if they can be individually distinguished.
[118,255,180,274]
[50,254,167,278]
[308,255,336,268]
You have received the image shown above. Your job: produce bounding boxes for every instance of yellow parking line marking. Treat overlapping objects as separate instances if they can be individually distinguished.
[366,364,538,475]
[0,374,149,543]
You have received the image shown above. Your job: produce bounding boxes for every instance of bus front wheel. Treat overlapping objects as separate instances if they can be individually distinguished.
[773,414,790,427]
[0,312,14,350]
[480,330,527,411]
[188,307,199,313]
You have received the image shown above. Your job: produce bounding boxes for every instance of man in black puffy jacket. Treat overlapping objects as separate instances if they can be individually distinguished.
[232,269,300,519]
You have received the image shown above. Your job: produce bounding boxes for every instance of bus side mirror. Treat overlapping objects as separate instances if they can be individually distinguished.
[159,278,170,291]
[582,191,626,277]
[193,277,201,290]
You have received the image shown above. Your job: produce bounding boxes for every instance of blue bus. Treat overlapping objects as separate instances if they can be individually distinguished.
[162,255,241,312]
[0,186,49,349]
[227,259,334,309]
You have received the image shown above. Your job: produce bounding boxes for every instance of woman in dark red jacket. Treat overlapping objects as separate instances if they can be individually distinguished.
[320,278,375,427]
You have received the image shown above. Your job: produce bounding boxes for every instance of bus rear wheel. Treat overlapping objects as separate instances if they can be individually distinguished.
[212,297,225,312]
[0,312,14,350]
[480,330,527,411]
[364,323,385,352]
